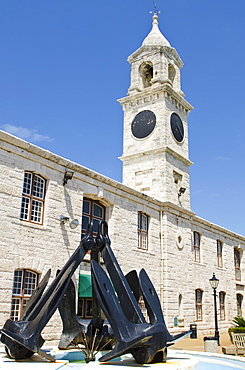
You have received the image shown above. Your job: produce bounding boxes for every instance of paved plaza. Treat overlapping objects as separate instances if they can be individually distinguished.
[1,333,245,370]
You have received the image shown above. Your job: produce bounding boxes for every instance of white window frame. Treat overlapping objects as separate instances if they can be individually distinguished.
[20,172,46,224]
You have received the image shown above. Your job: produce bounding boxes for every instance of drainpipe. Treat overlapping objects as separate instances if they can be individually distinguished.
[160,210,164,309]
[160,209,169,323]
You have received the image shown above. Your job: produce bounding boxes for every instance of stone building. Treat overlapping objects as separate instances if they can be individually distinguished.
[0,14,244,344]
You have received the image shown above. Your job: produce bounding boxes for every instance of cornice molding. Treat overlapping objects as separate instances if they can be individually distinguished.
[128,45,183,69]
[160,203,245,243]
[192,215,245,243]
[119,146,193,167]
[118,83,193,114]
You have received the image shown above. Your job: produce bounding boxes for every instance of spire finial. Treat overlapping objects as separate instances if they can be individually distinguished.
[150,0,160,23]
[150,0,160,15]
[153,0,157,12]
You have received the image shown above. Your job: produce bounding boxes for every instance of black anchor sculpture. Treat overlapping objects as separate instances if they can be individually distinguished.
[1,269,51,360]
[0,223,96,361]
[92,260,167,363]
[1,262,76,361]
[57,276,114,353]
[0,220,190,364]
[57,222,115,358]
[92,220,191,363]
[57,277,87,350]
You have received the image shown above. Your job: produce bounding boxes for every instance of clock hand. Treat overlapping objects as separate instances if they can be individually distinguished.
[176,125,183,137]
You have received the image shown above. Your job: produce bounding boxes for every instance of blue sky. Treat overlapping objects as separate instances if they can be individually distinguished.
[1,0,245,236]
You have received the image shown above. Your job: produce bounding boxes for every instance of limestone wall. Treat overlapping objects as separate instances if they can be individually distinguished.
[0,130,245,344]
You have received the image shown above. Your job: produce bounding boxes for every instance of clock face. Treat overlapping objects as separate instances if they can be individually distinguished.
[131,110,156,139]
[170,113,184,142]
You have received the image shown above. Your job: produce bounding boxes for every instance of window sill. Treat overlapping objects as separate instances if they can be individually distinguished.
[193,261,206,267]
[236,282,244,287]
[132,247,155,256]
[13,219,52,232]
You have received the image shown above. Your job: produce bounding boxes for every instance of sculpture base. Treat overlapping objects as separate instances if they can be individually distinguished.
[51,348,199,368]
[1,346,199,369]
[2,346,245,369]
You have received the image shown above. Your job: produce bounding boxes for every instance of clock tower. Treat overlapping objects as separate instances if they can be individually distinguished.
[118,13,193,209]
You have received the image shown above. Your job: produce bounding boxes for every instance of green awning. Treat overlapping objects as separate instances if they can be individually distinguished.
[78,274,92,298]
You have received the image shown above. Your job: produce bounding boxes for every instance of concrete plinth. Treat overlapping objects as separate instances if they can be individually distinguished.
[2,347,245,369]
[0,347,199,370]
[204,337,218,353]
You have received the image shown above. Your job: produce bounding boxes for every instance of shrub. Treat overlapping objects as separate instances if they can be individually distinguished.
[232,316,245,327]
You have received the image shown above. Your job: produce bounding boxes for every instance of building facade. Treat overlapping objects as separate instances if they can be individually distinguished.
[0,14,245,344]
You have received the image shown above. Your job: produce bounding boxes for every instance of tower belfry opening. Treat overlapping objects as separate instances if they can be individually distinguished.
[168,64,176,84]
[139,62,153,88]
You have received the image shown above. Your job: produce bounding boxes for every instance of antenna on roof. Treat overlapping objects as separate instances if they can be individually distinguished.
[150,0,160,14]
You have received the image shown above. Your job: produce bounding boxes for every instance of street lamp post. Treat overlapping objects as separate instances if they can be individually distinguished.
[209,273,220,346]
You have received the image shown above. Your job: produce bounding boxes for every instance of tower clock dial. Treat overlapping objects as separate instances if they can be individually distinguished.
[131,110,156,139]
[170,113,184,142]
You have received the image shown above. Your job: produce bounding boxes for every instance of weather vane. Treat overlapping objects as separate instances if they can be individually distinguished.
[150,0,160,15]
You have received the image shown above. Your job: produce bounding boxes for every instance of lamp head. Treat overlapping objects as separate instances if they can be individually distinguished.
[209,273,219,289]
[63,170,74,185]
[60,215,69,224]
[60,215,79,229]
[70,219,79,229]
[178,187,186,197]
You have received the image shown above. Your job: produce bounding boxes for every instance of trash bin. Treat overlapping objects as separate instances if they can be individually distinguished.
[190,324,197,339]
[203,336,218,353]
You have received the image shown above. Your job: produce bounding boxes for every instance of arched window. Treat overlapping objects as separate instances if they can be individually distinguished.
[81,198,105,238]
[78,198,106,319]
[217,240,223,268]
[219,291,226,320]
[20,171,46,224]
[237,294,243,317]
[137,212,149,250]
[139,62,153,88]
[195,289,203,321]
[193,231,201,262]
[10,269,39,320]
[234,248,241,281]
